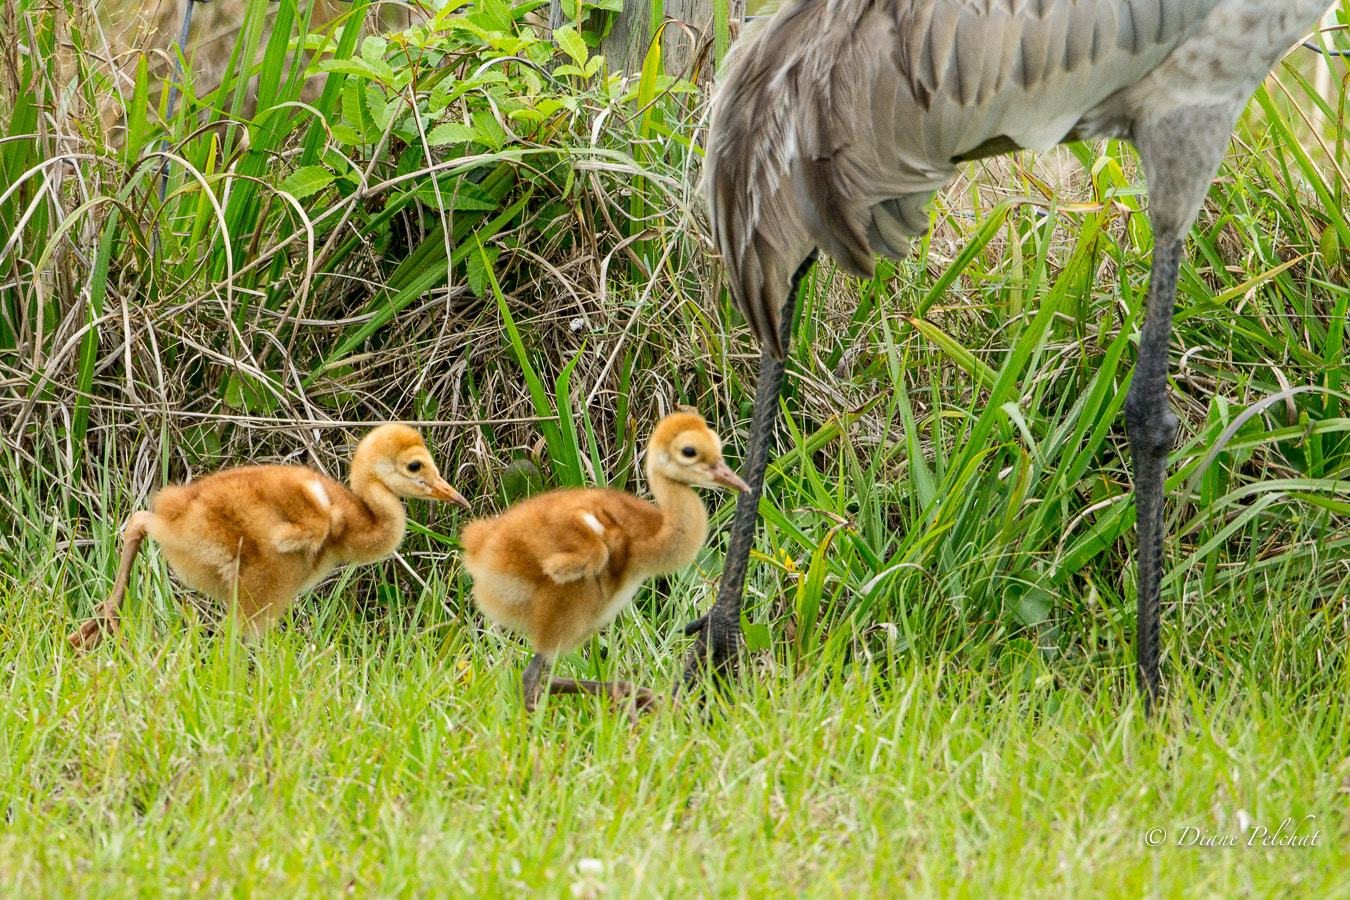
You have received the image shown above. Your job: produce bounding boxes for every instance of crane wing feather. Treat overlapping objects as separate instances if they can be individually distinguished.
[704,0,1252,356]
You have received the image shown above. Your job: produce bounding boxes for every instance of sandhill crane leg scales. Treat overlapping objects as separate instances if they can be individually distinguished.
[1124,103,1242,711]
[1125,236,1182,714]
[681,267,803,691]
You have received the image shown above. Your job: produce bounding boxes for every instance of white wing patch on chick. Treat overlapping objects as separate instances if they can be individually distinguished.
[581,512,605,537]
[306,479,331,510]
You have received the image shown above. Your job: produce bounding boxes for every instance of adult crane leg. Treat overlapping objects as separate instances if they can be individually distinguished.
[680,256,814,693]
[1126,104,1242,716]
[1124,235,1181,715]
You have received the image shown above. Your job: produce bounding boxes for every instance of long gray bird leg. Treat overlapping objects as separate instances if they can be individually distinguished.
[680,255,813,693]
[1125,103,1240,716]
[1123,236,1181,715]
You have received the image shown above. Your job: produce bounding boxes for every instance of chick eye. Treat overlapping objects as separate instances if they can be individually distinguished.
[407,461,423,473]
[680,447,697,459]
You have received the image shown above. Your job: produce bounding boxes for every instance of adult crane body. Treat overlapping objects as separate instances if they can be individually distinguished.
[692,0,1334,709]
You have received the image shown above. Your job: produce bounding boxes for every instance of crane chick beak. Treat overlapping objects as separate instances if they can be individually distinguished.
[709,460,751,493]
[429,476,472,510]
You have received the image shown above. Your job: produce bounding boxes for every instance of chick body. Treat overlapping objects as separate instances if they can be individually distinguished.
[69,424,468,648]
[462,412,749,712]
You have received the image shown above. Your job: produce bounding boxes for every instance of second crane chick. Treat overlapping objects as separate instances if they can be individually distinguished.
[461,412,749,715]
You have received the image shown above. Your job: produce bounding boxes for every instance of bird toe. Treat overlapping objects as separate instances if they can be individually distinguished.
[681,613,708,636]
[68,616,112,651]
[678,623,740,698]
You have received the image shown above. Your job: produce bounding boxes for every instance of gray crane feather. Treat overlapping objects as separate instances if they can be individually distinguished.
[704,0,1330,358]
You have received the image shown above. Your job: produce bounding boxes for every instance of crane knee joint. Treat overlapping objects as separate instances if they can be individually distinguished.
[1123,400,1180,458]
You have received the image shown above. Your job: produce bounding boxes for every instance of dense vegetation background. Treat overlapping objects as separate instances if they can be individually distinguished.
[1,0,1347,893]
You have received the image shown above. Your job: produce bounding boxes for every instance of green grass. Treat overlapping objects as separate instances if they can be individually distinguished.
[1,587,1346,896]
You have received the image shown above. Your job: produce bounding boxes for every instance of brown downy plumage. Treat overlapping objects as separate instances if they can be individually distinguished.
[68,424,470,649]
[461,412,750,715]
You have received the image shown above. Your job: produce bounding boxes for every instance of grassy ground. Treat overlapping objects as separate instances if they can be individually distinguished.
[1,591,1346,897]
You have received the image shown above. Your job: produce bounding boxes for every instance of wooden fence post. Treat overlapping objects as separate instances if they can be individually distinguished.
[548,0,744,81]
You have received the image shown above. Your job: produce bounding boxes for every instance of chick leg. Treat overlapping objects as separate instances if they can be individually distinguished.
[68,511,153,650]
[539,678,659,724]
[521,653,657,720]
[522,652,549,712]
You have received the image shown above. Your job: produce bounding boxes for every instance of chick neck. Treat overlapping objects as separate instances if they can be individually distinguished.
[344,449,409,563]
[641,449,709,576]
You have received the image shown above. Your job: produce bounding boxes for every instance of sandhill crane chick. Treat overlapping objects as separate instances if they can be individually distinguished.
[461,412,750,716]
[68,424,470,649]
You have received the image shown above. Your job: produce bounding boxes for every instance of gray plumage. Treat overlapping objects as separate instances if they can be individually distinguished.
[704,0,1329,357]
[688,0,1334,712]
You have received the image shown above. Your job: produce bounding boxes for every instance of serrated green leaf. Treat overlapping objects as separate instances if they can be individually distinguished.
[475,0,514,33]
[278,166,334,200]
[426,122,478,145]
[472,110,507,150]
[360,35,388,64]
[319,58,397,83]
[342,79,374,140]
[487,34,529,55]
[427,81,451,114]
[534,98,563,118]
[416,180,499,211]
[466,244,500,297]
[395,146,424,178]
[328,124,363,146]
[451,19,494,42]
[369,87,397,132]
